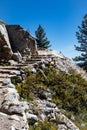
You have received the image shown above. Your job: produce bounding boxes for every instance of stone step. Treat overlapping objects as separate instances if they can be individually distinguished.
[0,66,19,70]
[26,59,41,62]
[16,64,28,67]
[32,54,47,57]
[0,69,18,72]
[8,74,17,78]
[30,56,54,61]
[0,72,20,79]
[32,54,54,58]
[31,56,47,58]
[0,70,11,74]
[0,74,9,78]
[0,74,16,78]
[17,61,40,66]
[25,59,41,64]
[27,58,42,61]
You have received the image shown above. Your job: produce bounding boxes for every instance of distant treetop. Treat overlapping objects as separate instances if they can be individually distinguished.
[35,25,51,49]
[74,14,87,71]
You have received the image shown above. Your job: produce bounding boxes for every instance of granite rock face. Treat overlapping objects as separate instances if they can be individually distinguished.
[6,25,38,56]
[0,20,37,61]
[0,21,13,60]
[37,49,87,79]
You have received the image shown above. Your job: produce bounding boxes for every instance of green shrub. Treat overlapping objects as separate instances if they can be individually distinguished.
[11,76,22,85]
[16,65,87,127]
[29,117,58,130]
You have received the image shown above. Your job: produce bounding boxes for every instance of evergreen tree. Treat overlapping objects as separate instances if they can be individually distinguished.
[35,25,51,49]
[74,14,87,70]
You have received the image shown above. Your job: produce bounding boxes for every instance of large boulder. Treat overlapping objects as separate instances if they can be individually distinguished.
[0,21,38,61]
[0,21,13,60]
[6,25,38,56]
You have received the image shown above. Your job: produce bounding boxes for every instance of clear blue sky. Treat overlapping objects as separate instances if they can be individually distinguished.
[0,0,87,59]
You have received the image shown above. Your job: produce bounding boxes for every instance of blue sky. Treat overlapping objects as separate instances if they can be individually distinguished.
[0,0,87,59]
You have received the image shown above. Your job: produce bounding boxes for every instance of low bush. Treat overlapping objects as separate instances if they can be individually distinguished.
[11,76,22,85]
[29,117,58,130]
[16,65,87,128]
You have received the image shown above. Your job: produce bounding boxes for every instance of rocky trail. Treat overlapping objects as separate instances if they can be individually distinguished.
[0,55,44,86]
[0,64,29,130]
[0,66,20,86]
[0,65,23,114]
[0,55,81,130]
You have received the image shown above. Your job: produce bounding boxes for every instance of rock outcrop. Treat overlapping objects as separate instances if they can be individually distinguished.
[37,49,87,79]
[0,20,37,61]
[6,25,37,56]
[0,21,12,50]
[0,21,13,60]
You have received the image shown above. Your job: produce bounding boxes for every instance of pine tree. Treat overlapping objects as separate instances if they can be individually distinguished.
[35,25,51,49]
[74,14,87,70]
